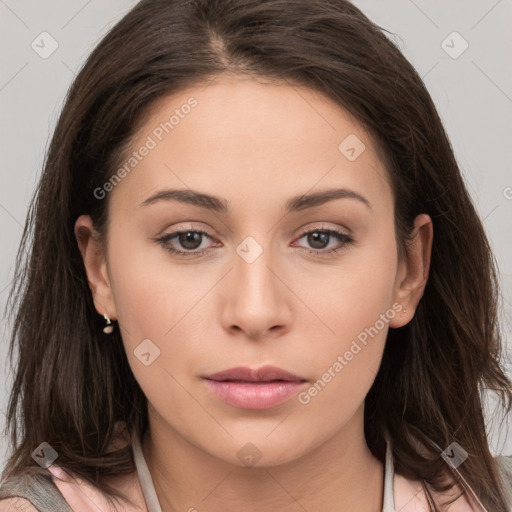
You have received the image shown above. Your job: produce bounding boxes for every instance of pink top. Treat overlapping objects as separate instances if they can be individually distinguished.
[47,465,144,512]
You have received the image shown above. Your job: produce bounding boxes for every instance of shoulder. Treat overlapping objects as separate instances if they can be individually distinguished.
[0,497,39,511]
[0,464,145,512]
[0,425,144,512]
[394,471,480,511]
[0,469,69,512]
[48,464,146,511]
[394,454,512,512]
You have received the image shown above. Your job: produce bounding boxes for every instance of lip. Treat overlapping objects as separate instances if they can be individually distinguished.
[203,365,307,410]
[204,365,306,382]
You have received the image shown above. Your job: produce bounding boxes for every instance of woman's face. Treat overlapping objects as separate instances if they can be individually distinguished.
[77,75,431,467]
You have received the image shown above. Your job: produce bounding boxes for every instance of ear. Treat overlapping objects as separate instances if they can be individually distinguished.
[74,215,117,320]
[389,213,433,328]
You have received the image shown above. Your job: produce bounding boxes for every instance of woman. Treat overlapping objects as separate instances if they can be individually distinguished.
[1,0,511,511]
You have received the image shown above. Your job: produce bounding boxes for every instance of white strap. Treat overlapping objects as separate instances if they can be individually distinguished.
[132,433,163,512]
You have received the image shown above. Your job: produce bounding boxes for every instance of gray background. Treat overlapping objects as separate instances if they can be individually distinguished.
[1,0,511,469]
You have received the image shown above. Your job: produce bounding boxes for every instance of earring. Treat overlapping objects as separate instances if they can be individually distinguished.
[401,307,407,316]
[103,313,114,334]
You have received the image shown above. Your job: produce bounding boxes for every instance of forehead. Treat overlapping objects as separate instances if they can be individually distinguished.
[109,75,392,216]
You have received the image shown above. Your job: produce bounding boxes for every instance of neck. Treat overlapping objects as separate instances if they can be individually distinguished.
[142,403,384,512]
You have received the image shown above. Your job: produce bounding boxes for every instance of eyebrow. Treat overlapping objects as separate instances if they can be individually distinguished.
[140,187,371,213]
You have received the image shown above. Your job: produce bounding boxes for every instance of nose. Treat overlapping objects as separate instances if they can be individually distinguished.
[220,240,293,340]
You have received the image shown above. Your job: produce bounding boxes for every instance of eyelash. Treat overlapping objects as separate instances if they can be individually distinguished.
[155,226,354,258]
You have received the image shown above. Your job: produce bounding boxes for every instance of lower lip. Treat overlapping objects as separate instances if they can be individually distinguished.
[204,379,306,409]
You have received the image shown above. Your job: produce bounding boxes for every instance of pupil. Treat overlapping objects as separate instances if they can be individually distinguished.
[308,232,329,249]
[180,231,201,250]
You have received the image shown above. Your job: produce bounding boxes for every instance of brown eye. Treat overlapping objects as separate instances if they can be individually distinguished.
[157,229,214,257]
[294,227,354,256]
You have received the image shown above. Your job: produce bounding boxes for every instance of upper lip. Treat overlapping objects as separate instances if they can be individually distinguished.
[204,365,306,382]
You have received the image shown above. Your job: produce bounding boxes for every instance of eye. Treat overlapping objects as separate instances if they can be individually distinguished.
[155,225,354,258]
[292,225,354,256]
[156,229,216,257]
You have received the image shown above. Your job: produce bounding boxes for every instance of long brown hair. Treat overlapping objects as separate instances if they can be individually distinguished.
[2,0,511,510]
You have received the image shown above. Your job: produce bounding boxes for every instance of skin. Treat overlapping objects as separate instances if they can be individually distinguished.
[75,75,434,512]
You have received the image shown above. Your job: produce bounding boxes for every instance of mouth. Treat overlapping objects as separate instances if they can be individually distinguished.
[203,365,308,409]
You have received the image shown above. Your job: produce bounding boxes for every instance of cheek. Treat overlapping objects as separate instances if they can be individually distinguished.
[292,225,398,412]
[293,221,398,347]
[106,234,212,376]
